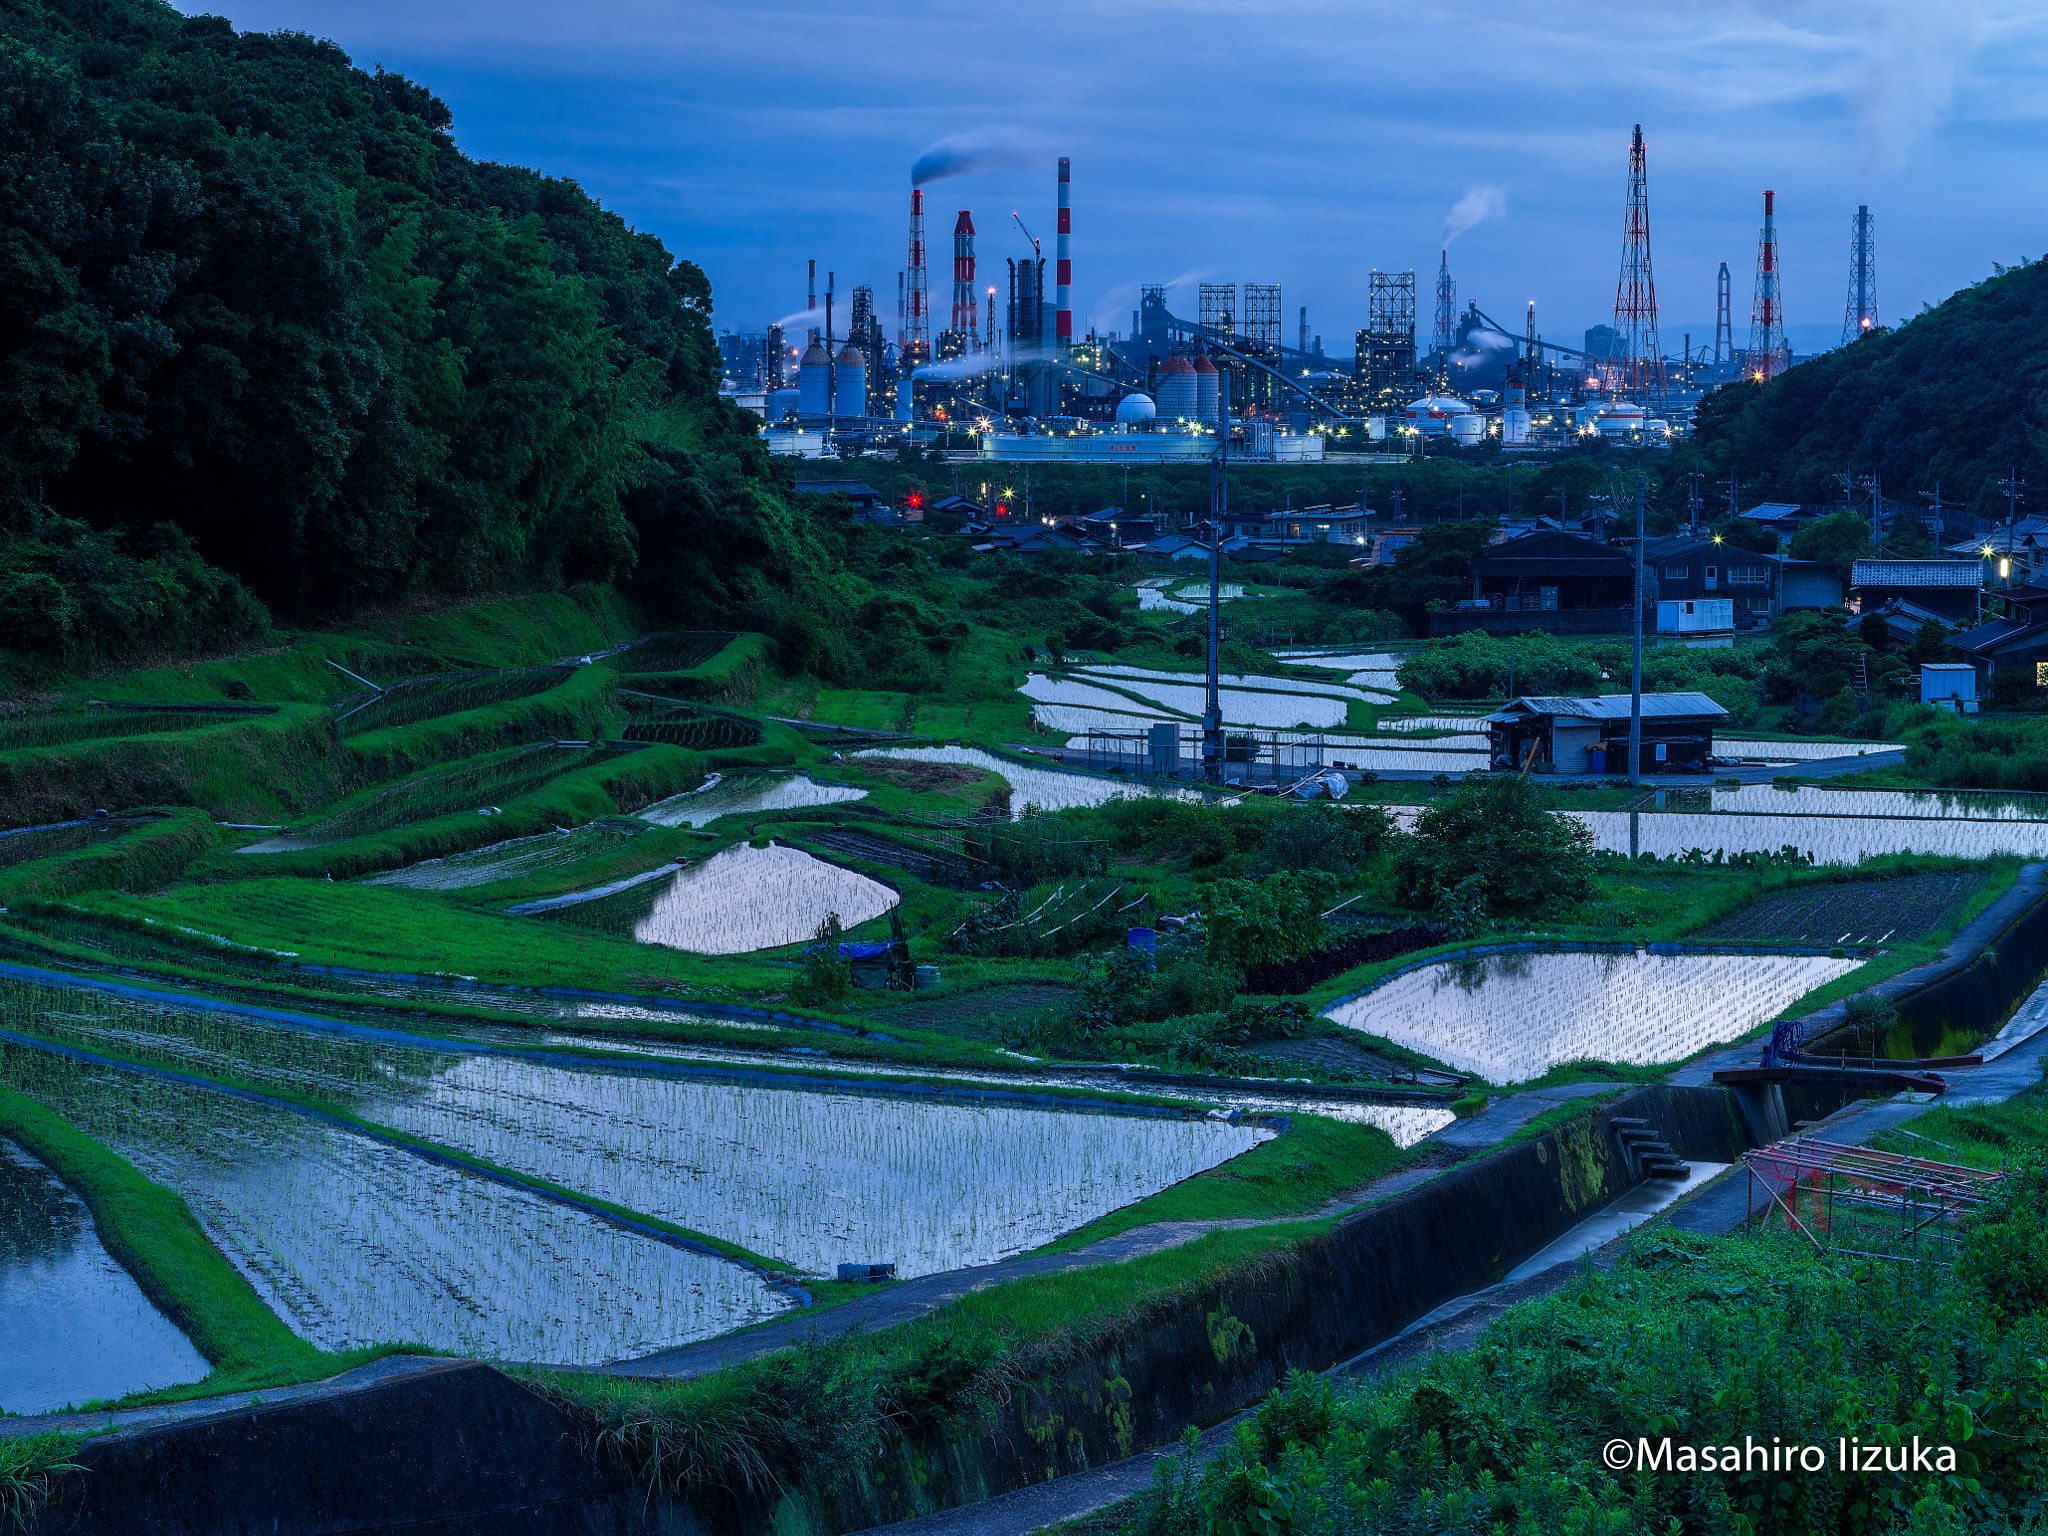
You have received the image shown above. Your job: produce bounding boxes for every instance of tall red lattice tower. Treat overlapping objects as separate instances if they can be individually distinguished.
[904,190,929,370]
[1748,189,1785,382]
[1610,124,1664,402]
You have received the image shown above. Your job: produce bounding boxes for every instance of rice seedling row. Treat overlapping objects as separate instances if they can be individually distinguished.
[1715,738,1906,760]
[362,823,643,891]
[542,842,899,954]
[1079,664,1384,707]
[1704,784,2048,821]
[0,1036,788,1363]
[1567,809,2048,863]
[3,981,1272,1280]
[1324,950,1861,1082]
[334,667,571,736]
[0,709,273,754]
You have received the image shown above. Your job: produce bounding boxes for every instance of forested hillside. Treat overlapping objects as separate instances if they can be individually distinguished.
[1685,256,2048,511]
[0,0,846,672]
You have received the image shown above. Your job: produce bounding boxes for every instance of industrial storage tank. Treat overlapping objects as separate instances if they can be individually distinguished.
[797,341,830,419]
[765,388,801,424]
[1449,414,1486,446]
[1191,353,1220,423]
[1402,394,1474,437]
[1155,356,1197,422]
[1114,391,1157,425]
[832,344,867,421]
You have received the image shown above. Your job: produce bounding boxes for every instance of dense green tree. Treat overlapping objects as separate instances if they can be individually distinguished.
[1393,776,1593,916]
[1791,510,1875,582]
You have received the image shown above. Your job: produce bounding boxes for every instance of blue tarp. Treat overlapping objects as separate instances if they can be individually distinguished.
[838,942,893,960]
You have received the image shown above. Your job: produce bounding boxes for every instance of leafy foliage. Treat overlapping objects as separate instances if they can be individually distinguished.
[1203,873,1334,973]
[1394,776,1593,916]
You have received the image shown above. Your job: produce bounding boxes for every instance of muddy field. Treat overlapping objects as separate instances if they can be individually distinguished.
[1697,871,1987,946]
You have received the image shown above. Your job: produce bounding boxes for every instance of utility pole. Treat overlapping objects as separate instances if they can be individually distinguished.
[1630,475,1645,788]
[1920,482,1945,549]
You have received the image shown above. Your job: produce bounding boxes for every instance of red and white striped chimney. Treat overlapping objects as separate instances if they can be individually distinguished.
[1054,158,1072,346]
[906,190,929,366]
[951,211,977,337]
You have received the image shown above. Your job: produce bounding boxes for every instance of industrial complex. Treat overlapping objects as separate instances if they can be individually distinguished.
[716,128,1882,468]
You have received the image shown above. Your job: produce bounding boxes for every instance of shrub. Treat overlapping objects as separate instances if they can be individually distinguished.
[1393,776,1593,916]
[1203,873,1334,973]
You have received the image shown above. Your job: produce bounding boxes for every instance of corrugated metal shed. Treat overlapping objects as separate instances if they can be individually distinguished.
[1498,692,1729,721]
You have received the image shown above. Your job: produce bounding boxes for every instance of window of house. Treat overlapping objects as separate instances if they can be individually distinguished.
[2036,662,2048,689]
[1540,585,1559,610]
[1729,566,1769,584]
[1664,566,1688,580]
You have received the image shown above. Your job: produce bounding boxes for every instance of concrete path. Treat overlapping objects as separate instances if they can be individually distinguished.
[0,1354,465,1443]
[849,1025,2048,1536]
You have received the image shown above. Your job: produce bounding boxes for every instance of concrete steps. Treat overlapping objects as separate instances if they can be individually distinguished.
[1610,1115,1691,1180]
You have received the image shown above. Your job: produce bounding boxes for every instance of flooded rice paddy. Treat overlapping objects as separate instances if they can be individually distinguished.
[542,842,899,954]
[853,746,1194,816]
[1567,810,2048,863]
[0,1041,788,1362]
[5,981,1273,1279]
[1703,784,2048,821]
[1716,739,1904,760]
[638,771,868,828]
[0,1135,210,1412]
[1325,950,1862,1081]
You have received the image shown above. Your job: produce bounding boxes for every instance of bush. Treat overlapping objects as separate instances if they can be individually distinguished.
[1957,1157,2048,1318]
[1253,805,1390,879]
[1203,874,1334,973]
[789,914,853,1007]
[1393,776,1593,916]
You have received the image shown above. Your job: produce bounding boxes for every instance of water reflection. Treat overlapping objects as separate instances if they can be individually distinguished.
[0,1136,209,1412]
[638,772,868,829]
[0,1044,789,1363]
[1325,950,1861,1082]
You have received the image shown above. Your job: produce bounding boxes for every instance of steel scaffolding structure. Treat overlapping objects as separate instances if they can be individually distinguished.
[1842,204,1878,345]
[1609,124,1665,403]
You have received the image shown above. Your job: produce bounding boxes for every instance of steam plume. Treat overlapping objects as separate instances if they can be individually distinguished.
[1443,185,1507,246]
[914,353,1002,381]
[912,130,1040,187]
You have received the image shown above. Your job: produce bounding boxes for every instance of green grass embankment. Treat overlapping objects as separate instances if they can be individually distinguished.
[342,664,623,779]
[1028,1114,1406,1254]
[0,809,221,902]
[0,706,353,828]
[0,1084,336,1393]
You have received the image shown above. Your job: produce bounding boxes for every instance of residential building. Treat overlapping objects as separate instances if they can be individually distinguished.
[1217,504,1368,548]
[1849,559,1983,623]
[1644,535,1842,620]
[1946,585,2048,689]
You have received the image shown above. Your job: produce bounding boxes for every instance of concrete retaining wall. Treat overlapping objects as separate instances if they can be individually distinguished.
[34,1361,691,1536]
[1888,882,2048,1059]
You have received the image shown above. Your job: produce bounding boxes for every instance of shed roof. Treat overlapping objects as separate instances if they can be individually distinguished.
[1495,692,1729,722]
[1851,559,1982,588]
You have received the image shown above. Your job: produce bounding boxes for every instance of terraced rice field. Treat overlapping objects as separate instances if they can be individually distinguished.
[637,771,869,828]
[1568,809,2048,863]
[0,1039,787,1363]
[565,835,901,958]
[363,823,637,891]
[1715,739,1904,760]
[6,979,1273,1280]
[1324,950,1861,1081]
[854,746,1195,816]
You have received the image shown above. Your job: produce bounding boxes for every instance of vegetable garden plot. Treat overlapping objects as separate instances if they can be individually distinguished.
[0,1135,208,1413]
[0,1043,788,1363]
[855,747,1194,817]
[638,772,868,828]
[544,842,898,954]
[9,988,1272,1280]
[1325,950,1861,1082]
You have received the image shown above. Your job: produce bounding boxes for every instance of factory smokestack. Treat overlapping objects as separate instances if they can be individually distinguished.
[807,259,817,342]
[906,191,929,368]
[1054,158,1072,347]
[952,211,978,341]
[1748,190,1784,382]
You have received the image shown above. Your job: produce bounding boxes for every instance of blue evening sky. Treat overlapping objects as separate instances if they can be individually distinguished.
[191,0,2046,358]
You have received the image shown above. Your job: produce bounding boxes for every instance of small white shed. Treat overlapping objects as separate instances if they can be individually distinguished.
[1919,662,1979,714]
[1656,598,1734,635]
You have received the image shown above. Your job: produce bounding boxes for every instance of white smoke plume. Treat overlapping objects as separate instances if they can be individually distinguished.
[773,305,826,335]
[914,353,1003,381]
[1443,185,1507,247]
[912,130,1042,187]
